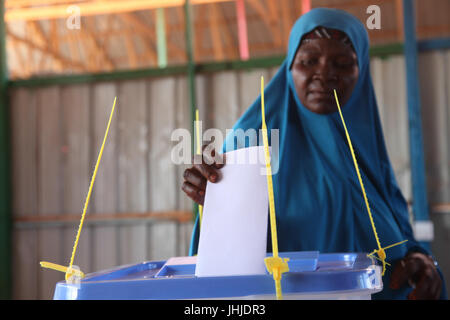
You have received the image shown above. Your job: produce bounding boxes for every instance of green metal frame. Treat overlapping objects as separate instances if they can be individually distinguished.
[184,0,199,223]
[9,64,189,88]
[7,43,411,89]
[184,0,196,155]
[0,0,11,300]
[8,56,286,88]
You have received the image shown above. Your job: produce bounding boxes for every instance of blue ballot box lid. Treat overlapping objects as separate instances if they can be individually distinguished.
[53,252,383,300]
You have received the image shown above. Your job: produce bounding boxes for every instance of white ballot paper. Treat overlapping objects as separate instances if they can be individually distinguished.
[195,146,269,277]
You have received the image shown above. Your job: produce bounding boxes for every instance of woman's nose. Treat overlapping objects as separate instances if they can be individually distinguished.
[313,60,338,82]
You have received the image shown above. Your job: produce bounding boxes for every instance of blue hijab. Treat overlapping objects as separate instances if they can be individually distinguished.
[189,8,446,300]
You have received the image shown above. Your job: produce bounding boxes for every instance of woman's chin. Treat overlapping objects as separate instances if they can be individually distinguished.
[304,101,338,114]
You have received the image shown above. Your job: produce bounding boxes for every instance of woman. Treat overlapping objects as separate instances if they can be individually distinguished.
[181,8,446,300]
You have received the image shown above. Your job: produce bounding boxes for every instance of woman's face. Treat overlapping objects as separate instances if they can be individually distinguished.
[291,38,359,114]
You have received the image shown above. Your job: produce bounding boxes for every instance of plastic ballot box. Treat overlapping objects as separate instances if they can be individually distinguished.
[53,252,382,300]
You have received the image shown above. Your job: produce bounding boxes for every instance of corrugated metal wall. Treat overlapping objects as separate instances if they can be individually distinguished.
[371,55,412,202]
[9,50,450,299]
[419,50,450,205]
[418,49,450,295]
[10,76,195,299]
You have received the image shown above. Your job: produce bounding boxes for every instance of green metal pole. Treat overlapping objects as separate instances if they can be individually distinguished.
[184,0,199,221]
[156,7,168,68]
[0,0,12,299]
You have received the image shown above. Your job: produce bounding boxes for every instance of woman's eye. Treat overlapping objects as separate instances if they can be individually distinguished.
[301,58,317,66]
[335,58,354,68]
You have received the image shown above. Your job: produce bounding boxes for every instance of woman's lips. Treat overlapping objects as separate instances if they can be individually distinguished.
[308,91,333,99]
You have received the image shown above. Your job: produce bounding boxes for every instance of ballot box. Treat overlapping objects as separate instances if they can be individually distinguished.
[53,252,382,300]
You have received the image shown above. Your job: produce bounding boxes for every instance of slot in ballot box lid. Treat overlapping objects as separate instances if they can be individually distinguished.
[53,252,382,300]
[155,251,319,278]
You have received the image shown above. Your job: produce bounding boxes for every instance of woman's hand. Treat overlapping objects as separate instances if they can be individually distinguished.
[390,251,442,299]
[181,144,226,205]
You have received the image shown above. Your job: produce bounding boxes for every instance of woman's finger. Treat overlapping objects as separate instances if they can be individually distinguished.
[213,152,226,169]
[409,270,431,299]
[181,181,204,205]
[389,259,416,289]
[193,162,220,183]
[183,167,207,190]
[429,273,442,299]
[390,257,421,289]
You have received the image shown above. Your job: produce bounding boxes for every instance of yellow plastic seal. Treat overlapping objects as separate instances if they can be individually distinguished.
[261,76,289,300]
[333,89,407,275]
[39,97,117,282]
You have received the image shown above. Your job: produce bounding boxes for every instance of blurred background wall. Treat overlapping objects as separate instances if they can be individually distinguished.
[1,0,449,299]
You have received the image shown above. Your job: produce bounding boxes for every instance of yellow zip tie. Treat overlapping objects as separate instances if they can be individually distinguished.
[40,96,118,282]
[333,90,406,275]
[40,261,84,279]
[195,109,203,228]
[260,76,289,300]
[367,239,409,265]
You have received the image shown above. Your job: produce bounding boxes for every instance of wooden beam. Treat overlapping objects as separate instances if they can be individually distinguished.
[124,35,139,68]
[416,24,450,36]
[33,22,51,71]
[319,0,393,8]
[50,20,59,53]
[42,11,264,42]
[76,18,95,70]
[395,0,404,41]
[25,22,37,74]
[280,0,291,47]
[5,0,236,22]
[119,12,157,65]
[13,210,193,225]
[28,21,74,73]
[193,4,205,60]
[119,12,187,64]
[82,16,115,71]
[266,0,283,48]
[432,203,450,214]
[118,12,154,36]
[64,26,82,65]
[209,3,224,60]
[175,5,188,62]
[106,13,138,68]
[50,20,62,71]
[247,0,279,48]
[5,0,89,9]
[294,0,303,16]
[218,2,238,59]
[71,28,90,69]
[7,28,88,72]
[8,39,31,78]
[28,21,47,47]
